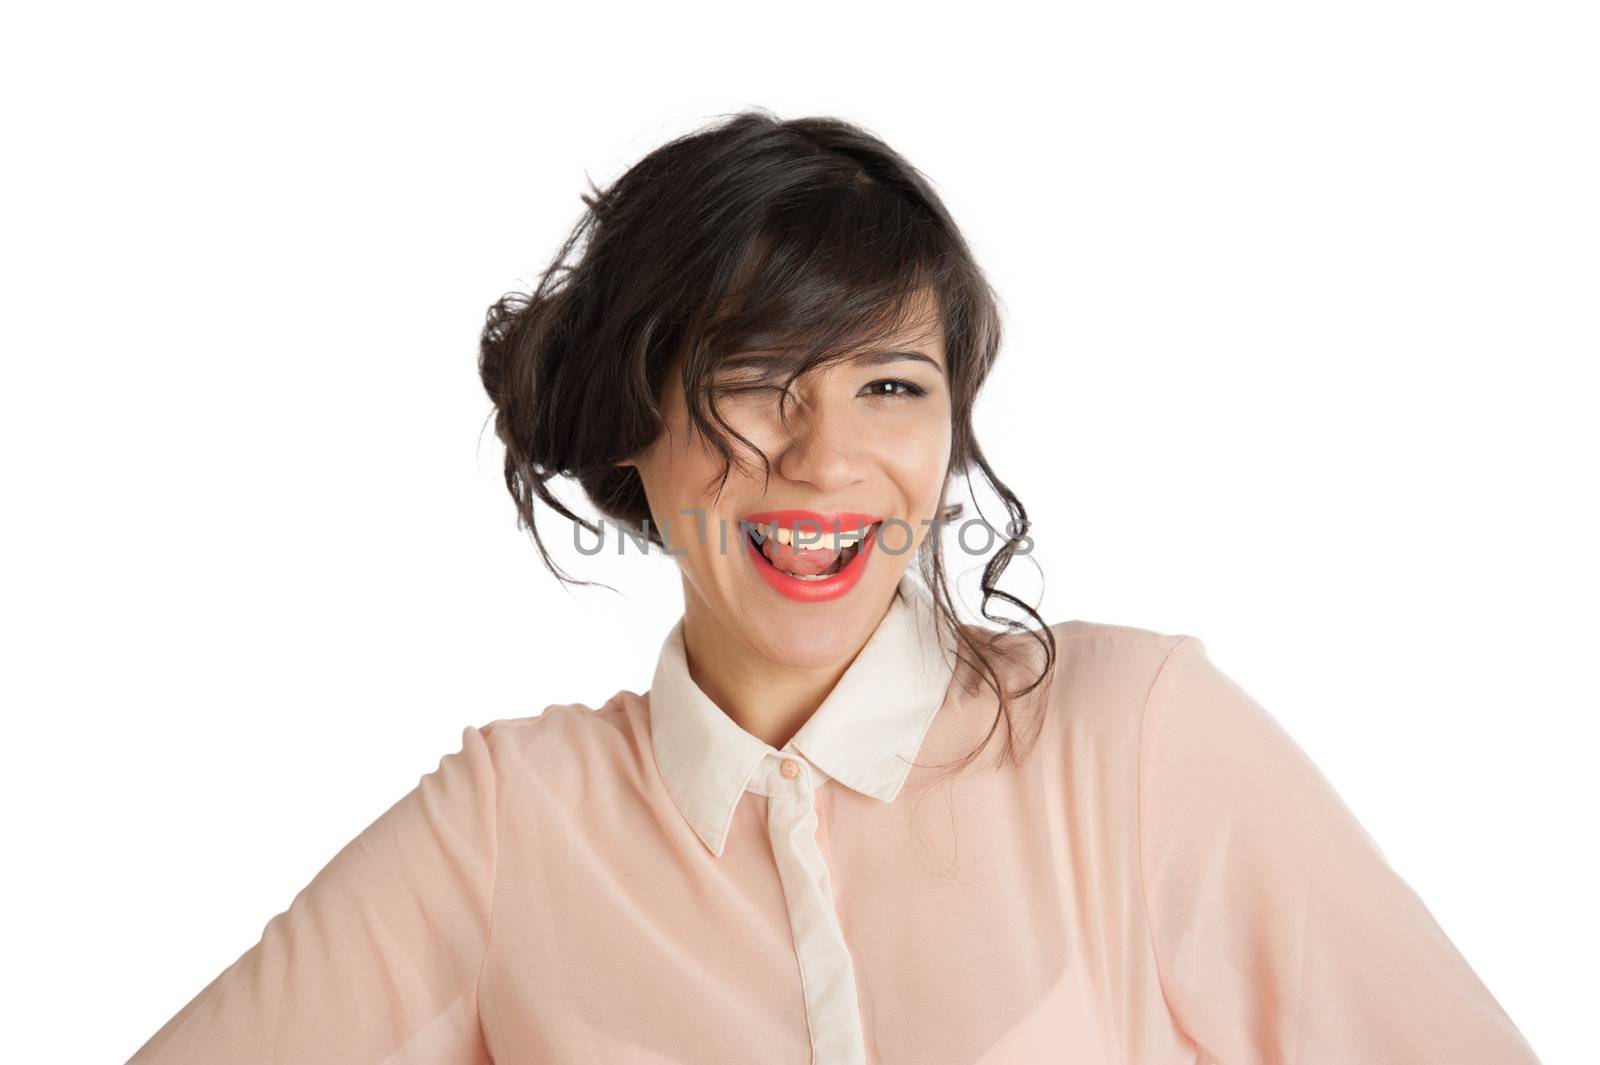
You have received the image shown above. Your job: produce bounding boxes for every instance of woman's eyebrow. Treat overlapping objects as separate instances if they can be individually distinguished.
[719,349,945,376]
[848,349,945,375]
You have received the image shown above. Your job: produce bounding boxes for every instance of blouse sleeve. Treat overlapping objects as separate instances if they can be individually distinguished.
[125,724,500,1065]
[1137,636,1540,1064]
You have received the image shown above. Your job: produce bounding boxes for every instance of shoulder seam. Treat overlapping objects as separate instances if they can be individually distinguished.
[1134,634,1199,1033]
[471,723,501,1037]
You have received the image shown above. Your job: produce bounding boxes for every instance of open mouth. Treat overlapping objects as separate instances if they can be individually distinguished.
[741,519,882,582]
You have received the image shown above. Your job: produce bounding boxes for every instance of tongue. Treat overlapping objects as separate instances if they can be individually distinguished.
[762,537,844,576]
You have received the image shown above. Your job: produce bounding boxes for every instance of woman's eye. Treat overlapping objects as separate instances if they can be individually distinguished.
[861,378,928,400]
[713,380,784,398]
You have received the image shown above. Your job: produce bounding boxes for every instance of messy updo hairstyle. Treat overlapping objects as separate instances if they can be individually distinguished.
[478,108,1056,777]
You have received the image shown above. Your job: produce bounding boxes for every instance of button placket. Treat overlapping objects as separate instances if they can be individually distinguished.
[763,753,868,1065]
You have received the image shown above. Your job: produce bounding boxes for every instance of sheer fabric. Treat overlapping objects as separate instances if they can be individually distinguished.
[127,575,1540,1063]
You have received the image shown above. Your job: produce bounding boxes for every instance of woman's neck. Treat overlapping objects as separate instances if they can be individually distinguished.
[679,591,876,750]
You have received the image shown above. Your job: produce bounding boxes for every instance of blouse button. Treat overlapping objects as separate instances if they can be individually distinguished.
[779,758,800,779]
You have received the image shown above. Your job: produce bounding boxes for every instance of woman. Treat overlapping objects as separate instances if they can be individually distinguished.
[127,110,1541,1064]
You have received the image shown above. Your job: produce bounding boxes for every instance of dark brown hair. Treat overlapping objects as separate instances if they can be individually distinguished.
[478,108,1056,777]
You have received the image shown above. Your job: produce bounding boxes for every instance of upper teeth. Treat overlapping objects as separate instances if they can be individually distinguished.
[747,523,872,549]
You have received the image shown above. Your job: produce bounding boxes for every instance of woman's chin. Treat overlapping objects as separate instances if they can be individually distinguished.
[723,570,901,667]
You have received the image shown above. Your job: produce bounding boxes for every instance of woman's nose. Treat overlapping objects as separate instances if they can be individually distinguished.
[774,393,865,491]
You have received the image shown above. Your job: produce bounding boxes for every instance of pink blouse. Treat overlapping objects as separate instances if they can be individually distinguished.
[126,575,1541,1063]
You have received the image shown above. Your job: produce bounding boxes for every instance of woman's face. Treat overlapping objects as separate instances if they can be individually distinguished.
[622,294,953,670]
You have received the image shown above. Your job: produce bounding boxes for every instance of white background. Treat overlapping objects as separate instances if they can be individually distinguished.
[2,2,1592,1060]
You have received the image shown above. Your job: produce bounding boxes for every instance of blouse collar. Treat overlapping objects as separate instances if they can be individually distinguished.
[647,573,960,857]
